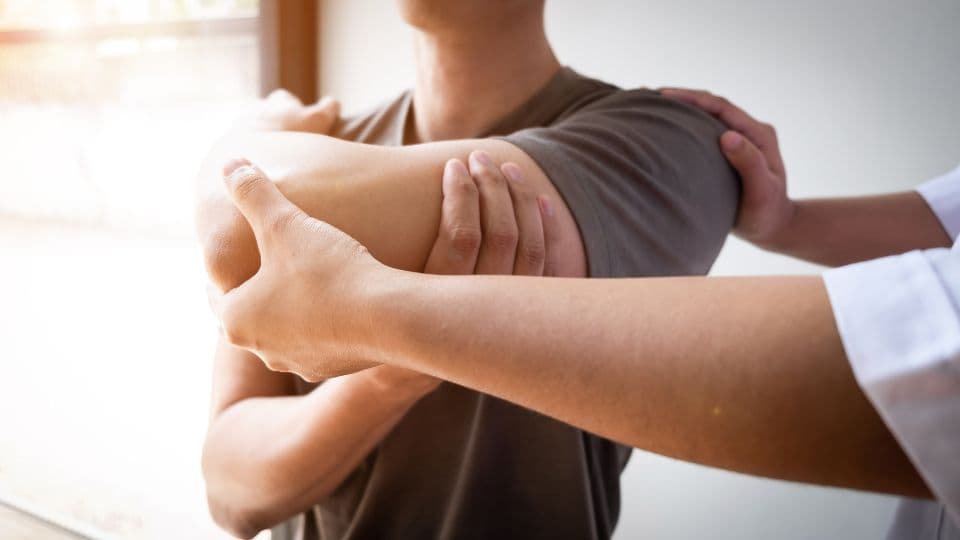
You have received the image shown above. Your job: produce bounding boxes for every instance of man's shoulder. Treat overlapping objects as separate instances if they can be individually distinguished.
[560,82,727,137]
[330,91,412,145]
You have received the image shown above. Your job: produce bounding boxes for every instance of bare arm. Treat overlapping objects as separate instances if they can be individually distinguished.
[385,273,928,498]
[209,170,931,500]
[759,193,950,266]
[202,340,438,539]
[661,88,952,266]
[199,133,568,537]
[195,132,584,292]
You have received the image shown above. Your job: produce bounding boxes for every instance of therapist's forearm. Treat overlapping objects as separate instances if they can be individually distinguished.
[374,272,930,498]
[761,192,951,267]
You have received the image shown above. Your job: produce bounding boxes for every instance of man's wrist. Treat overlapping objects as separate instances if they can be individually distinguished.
[361,365,440,401]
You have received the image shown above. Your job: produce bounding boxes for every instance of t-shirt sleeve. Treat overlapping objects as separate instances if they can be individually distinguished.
[502,90,740,278]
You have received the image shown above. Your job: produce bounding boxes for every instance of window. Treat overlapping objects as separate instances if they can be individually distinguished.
[0,0,260,231]
[0,2,276,539]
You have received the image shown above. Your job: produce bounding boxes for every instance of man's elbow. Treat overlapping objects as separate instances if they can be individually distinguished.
[202,452,279,538]
[198,205,260,292]
[206,497,266,540]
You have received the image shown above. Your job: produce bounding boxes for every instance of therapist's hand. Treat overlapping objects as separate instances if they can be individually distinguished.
[208,161,389,381]
[371,153,554,392]
[660,88,795,247]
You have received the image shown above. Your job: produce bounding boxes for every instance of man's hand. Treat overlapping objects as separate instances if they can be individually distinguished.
[250,89,340,133]
[661,88,795,247]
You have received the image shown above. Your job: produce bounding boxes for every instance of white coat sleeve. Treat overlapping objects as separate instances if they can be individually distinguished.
[824,243,960,526]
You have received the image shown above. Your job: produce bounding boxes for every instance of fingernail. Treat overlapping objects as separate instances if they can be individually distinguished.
[471,150,493,168]
[721,131,744,152]
[226,165,256,186]
[445,158,467,179]
[538,196,555,218]
[223,158,251,177]
[502,163,524,183]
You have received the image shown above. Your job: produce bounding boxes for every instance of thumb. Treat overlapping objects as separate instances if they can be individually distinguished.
[223,160,305,249]
[720,131,772,194]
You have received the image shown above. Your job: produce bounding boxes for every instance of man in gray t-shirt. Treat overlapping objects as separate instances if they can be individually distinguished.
[200,3,738,539]
[267,68,737,539]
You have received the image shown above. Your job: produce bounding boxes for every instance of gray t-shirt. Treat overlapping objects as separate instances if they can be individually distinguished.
[273,67,739,540]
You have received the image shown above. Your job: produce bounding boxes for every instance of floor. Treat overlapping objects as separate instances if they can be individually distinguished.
[0,218,231,539]
[0,504,85,540]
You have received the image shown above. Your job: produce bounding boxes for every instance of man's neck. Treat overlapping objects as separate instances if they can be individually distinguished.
[410,17,560,143]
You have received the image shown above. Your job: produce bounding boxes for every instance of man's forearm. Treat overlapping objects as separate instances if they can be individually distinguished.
[198,131,582,536]
[759,192,951,267]
[372,271,929,498]
[203,344,434,538]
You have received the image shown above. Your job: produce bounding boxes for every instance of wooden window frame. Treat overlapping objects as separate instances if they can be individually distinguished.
[0,1,321,104]
[0,17,257,44]
[259,0,319,103]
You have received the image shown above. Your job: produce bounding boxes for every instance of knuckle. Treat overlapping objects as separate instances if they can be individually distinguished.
[515,185,537,206]
[485,226,519,252]
[231,176,264,205]
[262,357,284,373]
[447,225,482,255]
[266,210,299,239]
[221,320,247,348]
[474,165,504,186]
[350,240,372,261]
[455,176,480,198]
[518,240,546,268]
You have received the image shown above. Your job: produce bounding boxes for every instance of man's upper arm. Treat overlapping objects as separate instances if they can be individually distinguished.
[500,89,740,278]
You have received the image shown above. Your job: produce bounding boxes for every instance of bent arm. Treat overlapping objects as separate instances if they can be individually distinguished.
[198,132,583,537]
[202,338,436,538]
[196,131,585,291]
[659,88,953,265]
[374,272,930,498]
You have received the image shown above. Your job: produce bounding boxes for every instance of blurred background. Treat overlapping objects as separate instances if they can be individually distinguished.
[1,0,958,538]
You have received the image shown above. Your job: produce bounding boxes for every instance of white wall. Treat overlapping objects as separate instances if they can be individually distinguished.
[320,1,960,539]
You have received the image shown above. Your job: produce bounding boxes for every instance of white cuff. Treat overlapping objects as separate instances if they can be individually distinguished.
[917,164,960,242]
[824,250,960,384]
[824,249,960,525]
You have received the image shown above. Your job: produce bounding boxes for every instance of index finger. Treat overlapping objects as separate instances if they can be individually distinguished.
[660,88,762,138]
[424,159,482,275]
[660,88,784,175]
